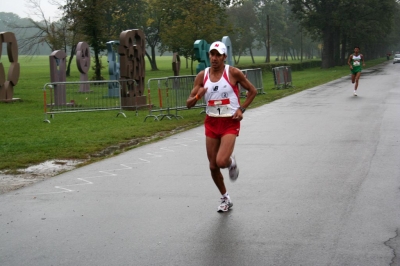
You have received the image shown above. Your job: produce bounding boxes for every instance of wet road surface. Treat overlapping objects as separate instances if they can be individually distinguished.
[1,62,399,266]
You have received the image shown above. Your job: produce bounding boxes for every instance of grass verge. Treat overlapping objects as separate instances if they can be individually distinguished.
[0,56,388,172]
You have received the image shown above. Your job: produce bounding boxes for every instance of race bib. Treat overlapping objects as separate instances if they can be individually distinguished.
[207,98,233,117]
[353,60,360,66]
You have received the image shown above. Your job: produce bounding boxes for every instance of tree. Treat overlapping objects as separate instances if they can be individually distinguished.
[107,0,147,37]
[344,0,396,58]
[61,0,86,76]
[227,1,258,64]
[2,0,83,77]
[142,0,164,71]
[3,0,66,55]
[288,0,397,68]
[288,0,341,68]
[159,0,232,74]
[386,2,400,53]
[253,0,286,63]
[63,0,115,80]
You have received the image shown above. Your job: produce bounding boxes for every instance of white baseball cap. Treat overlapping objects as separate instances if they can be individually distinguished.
[209,41,227,55]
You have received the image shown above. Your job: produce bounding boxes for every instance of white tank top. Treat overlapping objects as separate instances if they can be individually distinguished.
[203,65,240,117]
[352,54,362,66]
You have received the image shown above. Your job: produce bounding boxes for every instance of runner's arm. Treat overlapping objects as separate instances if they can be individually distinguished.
[347,54,353,69]
[231,67,257,112]
[361,54,366,66]
[186,71,206,109]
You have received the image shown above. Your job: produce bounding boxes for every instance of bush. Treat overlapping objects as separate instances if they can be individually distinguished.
[236,60,322,72]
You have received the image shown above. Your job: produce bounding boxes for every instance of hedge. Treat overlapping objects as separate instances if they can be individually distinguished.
[236,60,322,72]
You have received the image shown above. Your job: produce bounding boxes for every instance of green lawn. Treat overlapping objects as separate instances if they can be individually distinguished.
[0,55,387,172]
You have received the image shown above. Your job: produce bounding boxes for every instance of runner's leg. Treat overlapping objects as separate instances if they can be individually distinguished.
[216,134,236,168]
[355,72,361,90]
[206,136,226,195]
[206,134,236,195]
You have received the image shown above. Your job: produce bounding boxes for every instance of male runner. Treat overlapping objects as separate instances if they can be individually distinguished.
[186,41,257,212]
[348,46,365,96]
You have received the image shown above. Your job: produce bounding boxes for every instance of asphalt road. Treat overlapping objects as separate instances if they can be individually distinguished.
[1,62,399,266]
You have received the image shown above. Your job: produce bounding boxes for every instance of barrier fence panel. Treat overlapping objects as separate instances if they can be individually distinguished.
[43,80,127,123]
[239,68,265,96]
[167,75,202,110]
[144,69,264,122]
[272,66,293,89]
[144,77,171,121]
[272,66,285,89]
[284,66,293,87]
[144,75,204,121]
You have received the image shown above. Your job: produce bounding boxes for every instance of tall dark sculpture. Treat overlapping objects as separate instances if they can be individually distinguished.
[194,39,210,74]
[106,40,120,97]
[118,29,147,108]
[221,36,233,66]
[76,41,91,92]
[0,32,20,102]
[172,52,181,76]
[49,50,67,105]
[194,36,233,74]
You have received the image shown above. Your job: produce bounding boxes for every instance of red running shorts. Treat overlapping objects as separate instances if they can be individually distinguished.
[204,115,240,138]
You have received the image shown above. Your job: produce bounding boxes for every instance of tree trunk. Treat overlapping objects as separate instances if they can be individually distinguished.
[249,48,255,64]
[145,52,153,69]
[264,48,268,63]
[145,49,158,71]
[288,49,294,60]
[149,46,158,70]
[341,34,347,66]
[66,44,76,77]
[237,54,241,64]
[94,48,102,80]
[266,15,270,63]
[300,29,303,62]
[321,27,335,68]
[333,27,341,66]
[190,57,193,75]
[150,46,158,70]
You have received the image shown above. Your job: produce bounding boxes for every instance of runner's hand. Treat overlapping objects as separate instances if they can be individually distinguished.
[232,109,243,121]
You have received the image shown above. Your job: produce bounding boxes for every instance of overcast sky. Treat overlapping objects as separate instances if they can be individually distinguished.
[0,0,62,19]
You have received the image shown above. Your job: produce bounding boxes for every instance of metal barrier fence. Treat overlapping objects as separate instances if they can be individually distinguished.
[43,80,127,123]
[272,66,293,89]
[144,68,265,121]
[144,75,205,121]
[239,68,265,96]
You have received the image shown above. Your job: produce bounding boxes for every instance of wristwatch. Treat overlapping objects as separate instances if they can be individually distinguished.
[239,107,246,113]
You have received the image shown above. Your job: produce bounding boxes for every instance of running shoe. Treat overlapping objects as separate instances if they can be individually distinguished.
[229,155,239,181]
[217,197,233,212]
[354,90,357,96]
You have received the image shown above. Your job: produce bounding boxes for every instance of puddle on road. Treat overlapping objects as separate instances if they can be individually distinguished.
[0,159,85,194]
[22,160,83,174]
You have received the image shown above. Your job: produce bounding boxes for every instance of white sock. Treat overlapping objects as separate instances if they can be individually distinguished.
[222,192,230,199]
[229,156,236,169]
